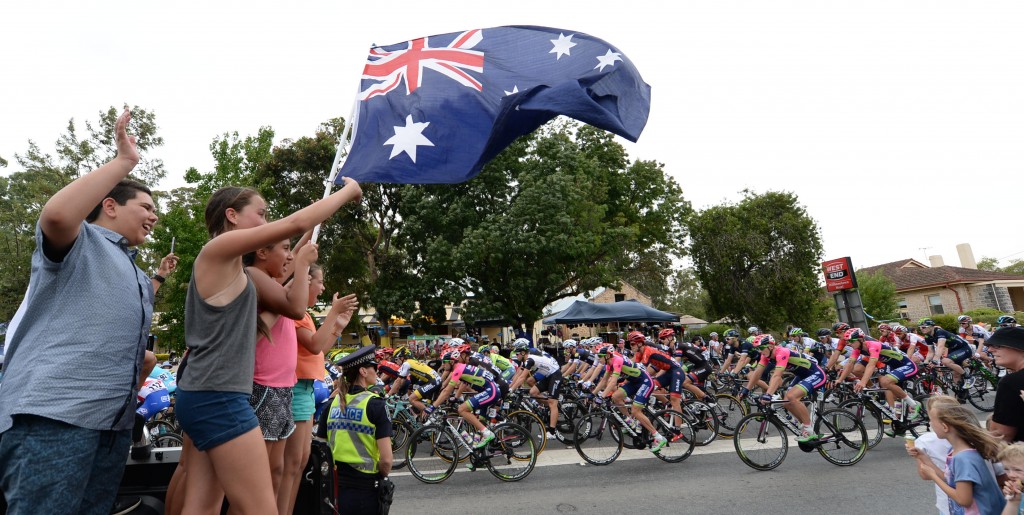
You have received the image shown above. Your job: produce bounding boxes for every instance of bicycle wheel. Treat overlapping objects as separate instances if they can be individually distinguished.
[406,425,458,484]
[390,419,414,470]
[507,410,548,455]
[733,412,788,471]
[712,393,748,438]
[682,401,718,446]
[438,414,472,463]
[573,412,623,466]
[485,422,537,481]
[151,433,183,448]
[838,399,884,449]
[965,378,996,412]
[815,408,868,466]
[555,401,578,445]
[651,409,695,463]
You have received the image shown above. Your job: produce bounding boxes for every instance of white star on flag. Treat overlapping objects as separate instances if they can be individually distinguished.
[549,33,576,60]
[595,49,623,71]
[384,115,434,163]
[504,85,519,96]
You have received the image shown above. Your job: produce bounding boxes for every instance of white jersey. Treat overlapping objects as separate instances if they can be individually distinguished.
[521,353,560,377]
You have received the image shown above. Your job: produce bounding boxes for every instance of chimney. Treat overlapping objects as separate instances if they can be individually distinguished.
[929,255,945,267]
[956,243,977,269]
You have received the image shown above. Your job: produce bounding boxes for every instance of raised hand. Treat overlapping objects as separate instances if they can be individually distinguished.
[114,107,140,166]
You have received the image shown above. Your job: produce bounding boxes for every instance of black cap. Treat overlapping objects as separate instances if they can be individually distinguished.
[336,345,378,371]
[987,327,1024,352]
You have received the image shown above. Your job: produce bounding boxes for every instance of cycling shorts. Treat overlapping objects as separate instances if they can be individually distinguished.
[884,361,919,383]
[537,370,563,398]
[788,366,827,396]
[654,367,684,396]
[946,347,971,365]
[619,372,654,406]
[466,381,501,410]
[687,365,711,385]
[501,367,516,383]
[412,379,441,402]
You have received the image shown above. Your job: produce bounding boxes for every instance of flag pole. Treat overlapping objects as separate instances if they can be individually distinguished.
[311,91,360,244]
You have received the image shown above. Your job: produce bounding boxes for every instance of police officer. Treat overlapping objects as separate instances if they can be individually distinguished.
[321,345,393,514]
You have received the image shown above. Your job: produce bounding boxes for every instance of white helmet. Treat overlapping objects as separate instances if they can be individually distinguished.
[563,339,577,348]
[449,337,466,347]
[512,338,531,351]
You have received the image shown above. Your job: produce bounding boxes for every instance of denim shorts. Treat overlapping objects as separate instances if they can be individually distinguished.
[175,389,259,451]
[292,379,317,422]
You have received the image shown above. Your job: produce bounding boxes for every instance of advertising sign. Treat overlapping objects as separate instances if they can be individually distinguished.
[822,257,857,292]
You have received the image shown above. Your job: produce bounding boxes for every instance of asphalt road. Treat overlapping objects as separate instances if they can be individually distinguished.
[388,434,940,514]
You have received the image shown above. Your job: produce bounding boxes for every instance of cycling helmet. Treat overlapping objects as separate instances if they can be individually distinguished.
[831,322,850,333]
[627,331,646,345]
[375,349,389,361]
[449,337,466,347]
[997,315,1018,327]
[442,349,461,362]
[816,328,832,338]
[512,339,531,352]
[709,332,719,338]
[893,325,907,334]
[755,334,775,348]
[644,336,656,346]
[747,326,760,335]
[843,328,866,341]
[724,329,740,339]
[917,318,936,327]
[788,327,805,337]
[393,347,411,360]
[478,344,491,354]
[957,315,972,324]
[596,345,615,357]
[562,339,578,348]
[658,328,675,340]
[877,323,892,332]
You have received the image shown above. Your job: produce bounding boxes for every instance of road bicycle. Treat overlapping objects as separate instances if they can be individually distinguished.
[733,390,868,471]
[573,398,695,466]
[405,409,537,483]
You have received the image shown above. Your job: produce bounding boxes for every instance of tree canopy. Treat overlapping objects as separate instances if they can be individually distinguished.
[687,190,824,331]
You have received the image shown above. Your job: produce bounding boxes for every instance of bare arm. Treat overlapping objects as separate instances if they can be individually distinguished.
[150,253,179,295]
[40,108,140,255]
[298,293,358,354]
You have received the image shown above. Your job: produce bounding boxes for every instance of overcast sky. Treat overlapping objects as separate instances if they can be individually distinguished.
[2,1,1022,273]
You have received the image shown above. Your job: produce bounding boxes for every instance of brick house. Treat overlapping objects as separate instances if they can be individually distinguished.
[859,257,1024,321]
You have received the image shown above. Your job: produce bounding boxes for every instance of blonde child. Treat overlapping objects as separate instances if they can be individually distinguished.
[909,395,1005,514]
[999,443,1024,515]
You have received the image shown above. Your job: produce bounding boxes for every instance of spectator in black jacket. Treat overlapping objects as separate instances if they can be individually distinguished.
[987,327,1024,442]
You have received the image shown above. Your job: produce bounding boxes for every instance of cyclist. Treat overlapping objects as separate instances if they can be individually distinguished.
[388,346,443,416]
[480,344,517,382]
[742,334,827,443]
[877,323,899,345]
[560,340,591,378]
[957,315,994,368]
[136,376,171,422]
[997,315,1019,328]
[593,344,668,452]
[836,328,921,420]
[508,339,564,441]
[636,329,687,415]
[719,329,742,373]
[919,318,973,386]
[893,324,928,364]
[788,328,817,355]
[671,332,717,405]
[427,347,507,448]
[824,322,857,372]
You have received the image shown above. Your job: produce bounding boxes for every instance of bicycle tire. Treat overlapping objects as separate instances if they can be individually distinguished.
[484,422,537,482]
[712,393,748,438]
[965,379,997,412]
[838,399,884,449]
[573,412,623,466]
[651,409,695,463]
[507,410,548,455]
[733,412,788,471]
[390,419,413,470]
[406,425,458,484]
[814,408,868,466]
[681,401,718,446]
[438,414,472,463]
[151,433,183,448]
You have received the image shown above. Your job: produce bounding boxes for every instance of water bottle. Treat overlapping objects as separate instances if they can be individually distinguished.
[894,400,903,421]
[459,430,472,444]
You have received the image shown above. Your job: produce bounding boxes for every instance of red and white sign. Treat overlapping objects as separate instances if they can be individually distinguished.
[822,257,857,292]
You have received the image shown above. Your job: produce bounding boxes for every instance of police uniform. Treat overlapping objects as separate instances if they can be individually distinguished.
[317,346,392,514]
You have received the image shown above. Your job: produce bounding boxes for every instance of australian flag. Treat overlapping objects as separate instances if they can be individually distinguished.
[335,25,651,184]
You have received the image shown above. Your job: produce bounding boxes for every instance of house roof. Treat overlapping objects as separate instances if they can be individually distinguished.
[860,258,1024,292]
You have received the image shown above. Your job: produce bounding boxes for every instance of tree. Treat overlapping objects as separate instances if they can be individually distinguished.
[687,190,823,331]
[397,122,690,333]
[663,268,709,320]
[0,107,165,321]
[977,256,1000,271]
[856,270,899,322]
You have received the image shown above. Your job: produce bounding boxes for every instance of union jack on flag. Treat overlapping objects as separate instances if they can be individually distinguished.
[337,25,651,185]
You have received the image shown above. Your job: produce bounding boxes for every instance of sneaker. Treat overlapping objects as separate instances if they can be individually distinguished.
[111,496,142,515]
[547,429,564,442]
[475,430,495,449]
[908,403,923,420]
[797,431,820,443]
[650,434,668,453]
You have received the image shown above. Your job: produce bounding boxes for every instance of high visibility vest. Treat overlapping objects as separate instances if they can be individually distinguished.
[327,390,380,474]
